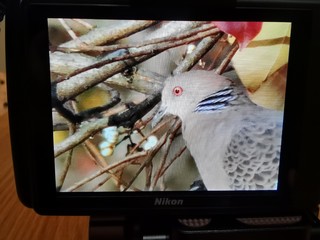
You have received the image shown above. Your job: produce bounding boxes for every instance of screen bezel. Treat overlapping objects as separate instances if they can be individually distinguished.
[19,2,312,215]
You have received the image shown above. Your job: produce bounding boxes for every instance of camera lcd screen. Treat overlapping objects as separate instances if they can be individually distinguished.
[48,19,291,192]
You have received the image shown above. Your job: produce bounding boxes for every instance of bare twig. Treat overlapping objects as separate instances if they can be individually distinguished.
[72,19,94,30]
[151,144,173,190]
[63,151,148,192]
[58,18,78,40]
[92,175,113,191]
[145,161,153,190]
[83,140,108,168]
[56,149,73,191]
[123,118,181,191]
[151,120,182,189]
[92,168,143,192]
[56,122,76,190]
[173,33,223,74]
[152,146,187,191]
[83,140,138,190]
[158,146,187,179]
[215,41,239,75]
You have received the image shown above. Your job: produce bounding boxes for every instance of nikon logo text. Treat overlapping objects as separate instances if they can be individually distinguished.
[154,198,184,206]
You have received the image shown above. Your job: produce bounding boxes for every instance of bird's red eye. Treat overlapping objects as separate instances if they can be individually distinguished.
[173,86,183,96]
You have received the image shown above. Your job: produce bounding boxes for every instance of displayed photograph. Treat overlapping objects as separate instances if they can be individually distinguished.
[48,19,291,192]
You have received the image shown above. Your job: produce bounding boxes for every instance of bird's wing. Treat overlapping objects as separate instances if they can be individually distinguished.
[194,87,238,113]
[223,115,282,190]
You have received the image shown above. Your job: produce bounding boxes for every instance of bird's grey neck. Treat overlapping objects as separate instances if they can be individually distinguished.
[232,86,253,106]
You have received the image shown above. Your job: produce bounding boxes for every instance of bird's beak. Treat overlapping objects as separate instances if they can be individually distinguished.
[152,103,167,128]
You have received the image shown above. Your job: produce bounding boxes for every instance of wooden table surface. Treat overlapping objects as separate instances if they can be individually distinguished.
[0,112,89,240]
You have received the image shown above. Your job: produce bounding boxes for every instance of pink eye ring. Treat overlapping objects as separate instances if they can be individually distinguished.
[173,86,183,96]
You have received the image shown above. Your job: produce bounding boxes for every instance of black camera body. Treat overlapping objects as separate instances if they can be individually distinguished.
[4,0,320,226]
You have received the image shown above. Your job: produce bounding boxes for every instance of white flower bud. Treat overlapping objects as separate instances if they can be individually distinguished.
[143,136,158,151]
[100,146,114,157]
[101,126,119,144]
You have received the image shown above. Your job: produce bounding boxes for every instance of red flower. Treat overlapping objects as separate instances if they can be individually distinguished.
[213,21,263,49]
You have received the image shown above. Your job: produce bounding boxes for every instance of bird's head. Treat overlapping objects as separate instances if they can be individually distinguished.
[153,70,232,125]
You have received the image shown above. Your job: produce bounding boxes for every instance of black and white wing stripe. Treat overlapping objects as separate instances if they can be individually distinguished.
[194,87,238,113]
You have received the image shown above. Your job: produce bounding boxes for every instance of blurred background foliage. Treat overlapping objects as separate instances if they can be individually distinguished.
[232,22,291,110]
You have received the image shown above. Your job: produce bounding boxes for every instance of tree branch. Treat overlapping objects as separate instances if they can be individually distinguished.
[49,52,97,76]
[55,23,216,54]
[108,92,161,128]
[54,118,110,157]
[105,68,164,95]
[54,25,220,102]
[59,20,158,48]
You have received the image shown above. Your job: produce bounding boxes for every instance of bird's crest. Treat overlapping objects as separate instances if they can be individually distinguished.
[194,87,238,112]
